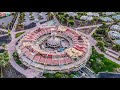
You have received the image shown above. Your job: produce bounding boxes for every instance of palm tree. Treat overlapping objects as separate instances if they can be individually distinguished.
[47,12,53,20]
[93,17,98,24]
[7,29,11,37]
[2,22,6,29]
[9,22,13,29]
[68,19,75,27]
[79,21,83,26]
[2,43,6,50]
[0,51,9,78]
[7,29,11,39]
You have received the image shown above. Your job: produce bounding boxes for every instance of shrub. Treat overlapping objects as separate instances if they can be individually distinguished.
[112,44,120,51]
[96,41,105,51]
[15,32,25,38]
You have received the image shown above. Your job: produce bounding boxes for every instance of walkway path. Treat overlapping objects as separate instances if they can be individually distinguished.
[0,28,8,32]
[0,34,8,37]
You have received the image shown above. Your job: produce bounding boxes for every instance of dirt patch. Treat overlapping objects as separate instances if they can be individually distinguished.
[78,27,96,35]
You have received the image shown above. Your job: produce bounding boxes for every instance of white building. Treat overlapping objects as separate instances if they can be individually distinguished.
[110,25,120,32]
[105,12,116,16]
[80,16,93,21]
[108,31,120,39]
[100,17,113,22]
[112,15,120,20]
[67,12,77,17]
[87,12,99,17]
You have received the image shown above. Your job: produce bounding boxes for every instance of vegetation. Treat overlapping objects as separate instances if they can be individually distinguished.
[43,72,80,78]
[88,47,120,73]
[47,12,54,20]
[13,51,22,65]
[18,12,26,24]
[0,50,10,77]
[112,44,120,51]
[15,32,25,38]
[55,12,75,27]
[2,43,7,50]
[96,41,105,51]
[92,23,114,51]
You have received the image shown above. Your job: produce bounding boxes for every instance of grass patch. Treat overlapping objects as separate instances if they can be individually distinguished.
[15,32,25,38]
[88,46,120,73]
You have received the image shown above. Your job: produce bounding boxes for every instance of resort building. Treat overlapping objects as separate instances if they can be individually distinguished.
[16,25,91,73]
[87,12,99,17]
[100,17,113,22]
[80,16,93,21]
[110,25,120,32]
[105,12,116,16]
[108,25,120,44]
[112,15,120,20]
[67,12,77,17]
[108,31,120,39]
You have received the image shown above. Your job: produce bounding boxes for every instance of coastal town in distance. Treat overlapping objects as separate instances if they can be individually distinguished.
[0,12,120,78]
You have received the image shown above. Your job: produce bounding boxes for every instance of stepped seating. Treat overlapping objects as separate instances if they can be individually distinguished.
[33,55,41,62]
[24,50,31,57]
[39,56,45,64]
[27,53,34,60]
[59,58,66,65]
[65,57,73,64]
[52,60,59,65]
[21,47,28,53]
[19,45,25,50]
[74,45,87,53]
[46,57,53,65]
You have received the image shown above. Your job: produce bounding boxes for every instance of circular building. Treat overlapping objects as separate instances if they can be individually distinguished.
[16,25,91,73]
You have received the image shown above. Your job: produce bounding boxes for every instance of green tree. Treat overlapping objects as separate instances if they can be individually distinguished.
[54,72,62,78]
[68,18,75,27]
[96,28,106,35]
[7,29,11,38]
[2,43,6,50]
[112,44,120,51]
[0,51,9,78]
[47,12,53,20]
[96,41,105,51]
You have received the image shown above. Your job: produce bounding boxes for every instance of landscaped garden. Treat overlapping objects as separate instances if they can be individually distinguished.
[54,12,115,28]
[92,22,120,52]
[87,46,120,73]
[43,71,81,78]
[12,51,28,69]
